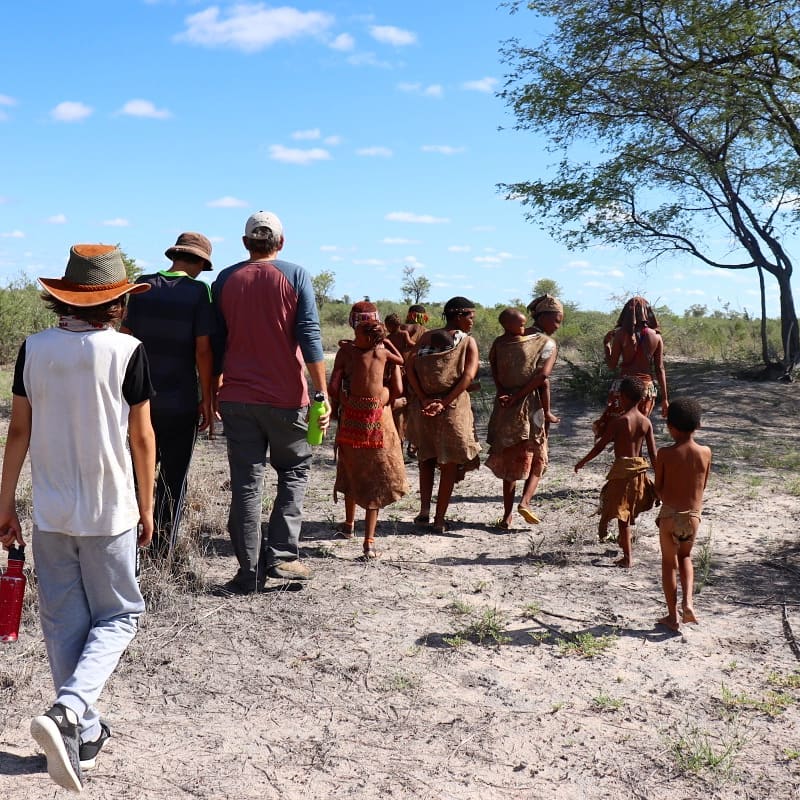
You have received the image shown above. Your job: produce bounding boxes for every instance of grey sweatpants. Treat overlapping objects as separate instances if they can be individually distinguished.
[32,526,144,743]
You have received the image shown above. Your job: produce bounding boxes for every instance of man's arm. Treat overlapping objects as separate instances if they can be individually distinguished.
[128,400,156,547]
[195,335,214,437]
[652,337,669,417]
[0,395,32,549]
[645,421,658,467]
[575,425,615,472]
[425,337,480,416]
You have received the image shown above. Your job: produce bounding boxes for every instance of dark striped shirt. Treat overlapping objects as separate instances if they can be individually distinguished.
[124,271,213,415]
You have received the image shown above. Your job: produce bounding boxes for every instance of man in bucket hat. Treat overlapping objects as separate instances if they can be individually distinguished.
[122,232,215,558]
[0,244,156,792]
[211,211,330,593]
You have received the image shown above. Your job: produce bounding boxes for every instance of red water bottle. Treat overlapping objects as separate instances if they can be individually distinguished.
[0,545,26,642]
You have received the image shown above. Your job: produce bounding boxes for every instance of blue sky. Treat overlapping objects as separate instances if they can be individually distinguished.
[0,1,793,316]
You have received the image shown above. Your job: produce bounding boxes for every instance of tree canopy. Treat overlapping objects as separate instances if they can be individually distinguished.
[501,0,800,367]
[401,265,431,305]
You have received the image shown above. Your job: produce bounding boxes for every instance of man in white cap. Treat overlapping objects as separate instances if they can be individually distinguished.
[212,212,329,593]
[0,244,156,791]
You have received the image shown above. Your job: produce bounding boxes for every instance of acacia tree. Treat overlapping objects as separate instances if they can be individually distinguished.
[311,270,336,308]
[501,0,800,368]
[401,265,431,305]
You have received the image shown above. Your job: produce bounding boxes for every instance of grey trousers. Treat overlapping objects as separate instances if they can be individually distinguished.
[220,401,311,588]
[32,526,144,743]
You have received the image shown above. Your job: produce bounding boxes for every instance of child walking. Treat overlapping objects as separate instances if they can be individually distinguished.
[0,244,156,792]
[574,376,657,567]
[655,397,711,631]
[329,309,408,558]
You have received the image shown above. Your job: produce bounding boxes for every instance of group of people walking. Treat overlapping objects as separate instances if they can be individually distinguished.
[0,209,710,793]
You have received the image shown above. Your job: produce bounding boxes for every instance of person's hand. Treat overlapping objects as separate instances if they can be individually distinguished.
[423,399,444,417]
[661,399,669,418]
[574,461,584,474]
[319,400,332,432]
[498,393,513,408]
[137,513,154,547]
[198,398,216,439]
[0,510,24,550]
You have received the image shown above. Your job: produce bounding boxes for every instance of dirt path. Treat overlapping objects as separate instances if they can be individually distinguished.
[2,363,800,799]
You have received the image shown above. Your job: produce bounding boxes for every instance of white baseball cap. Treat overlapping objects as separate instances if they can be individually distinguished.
[245,210,283,240]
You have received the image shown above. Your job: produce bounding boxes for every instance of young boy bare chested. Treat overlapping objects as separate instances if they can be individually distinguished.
[575,376,657,568]
[495,308,559,427]
[655,397,711,631]
[329,320,407,558]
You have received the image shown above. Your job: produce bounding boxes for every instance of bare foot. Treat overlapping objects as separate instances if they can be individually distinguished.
[682,607,698,624]
[362,546,380,560]
[546,412,560,424]
[333,522,354,539]
[657,615,680,632]
[614,557,631,568]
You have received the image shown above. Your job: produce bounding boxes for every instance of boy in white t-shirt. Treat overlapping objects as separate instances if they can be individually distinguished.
[0,244,156,793]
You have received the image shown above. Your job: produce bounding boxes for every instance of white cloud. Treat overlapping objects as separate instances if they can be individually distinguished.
[269,144,331,165]
[103,218,130,227]
[356,146,393,157]
[0,230,24,238]
[347,51,392,68]
[421,144,465,155]
[119,99,171,119]
[207,196,248,208]
[330,255,344,262]
[0,196,8,204]
[292,128,321,140]
[324,135,342,146]
[497,252,514,259]
[353,258,385,266]
[608,269,624,277]
[320,245,339,252]
[448,245,470,253]
[686,289,705,296]
[382,237,420,245]
[397,82,443,98]
[584,280,610,288]
[175,5,334,53]
[567,259,591,268]
[474,256,502,264]
[0,95,16,106]
[462,77,497,93]
[369,24,417,47]
[473,225,495,232]
[385,211,449,224]
[47,213,67,224]
[330,32,355,51]
[51,101,93,122]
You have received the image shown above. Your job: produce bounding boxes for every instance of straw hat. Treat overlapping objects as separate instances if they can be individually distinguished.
[39,244,150,307]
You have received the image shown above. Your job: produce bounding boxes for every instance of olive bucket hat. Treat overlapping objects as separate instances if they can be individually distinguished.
[38,244,150,307]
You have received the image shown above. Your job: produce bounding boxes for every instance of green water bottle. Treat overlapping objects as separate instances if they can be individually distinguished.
[307,391,327,445]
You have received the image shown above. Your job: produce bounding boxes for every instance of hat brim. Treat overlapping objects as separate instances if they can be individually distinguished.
[165,245,213,271]
[38,277,150,307]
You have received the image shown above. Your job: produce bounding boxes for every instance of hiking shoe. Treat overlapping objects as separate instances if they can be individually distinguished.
[30,703,83,793]
[79,721,111,771]
[266,560,312,581]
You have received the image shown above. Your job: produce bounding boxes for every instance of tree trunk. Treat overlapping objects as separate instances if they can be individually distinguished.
[757,266,769,366]
[775,270,800,368]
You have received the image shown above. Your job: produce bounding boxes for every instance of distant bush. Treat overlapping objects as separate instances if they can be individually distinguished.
[0,280,55,363]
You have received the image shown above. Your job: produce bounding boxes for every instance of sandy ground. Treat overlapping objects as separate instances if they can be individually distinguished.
[2,362,800,799]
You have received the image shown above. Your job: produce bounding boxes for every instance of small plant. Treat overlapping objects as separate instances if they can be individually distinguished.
[784,748,800,761]
[472,580,489,594]
[522,602,542,619]
[448,599,474,616]
[558,632,617,659]
[446,607,510,647]
[670,727,743,775]
[592,691,623,712]
[695,530,714,593]
[442,633,467,649]
[720,683,793,718]
[767,671,800,690]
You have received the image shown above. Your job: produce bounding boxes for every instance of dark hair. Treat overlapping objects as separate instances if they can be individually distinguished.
[42,293,127,325]
[245,229,282,257]
[443,296,475,321]
[667,397,702,432]
[616,296,660,336]
[171,252,206,268]
[355,320,385,347]
[499,307,524,327]
[408,304,426,314]
[385,313,401,329]
[619,375,645,404]
[429,328,455,350]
